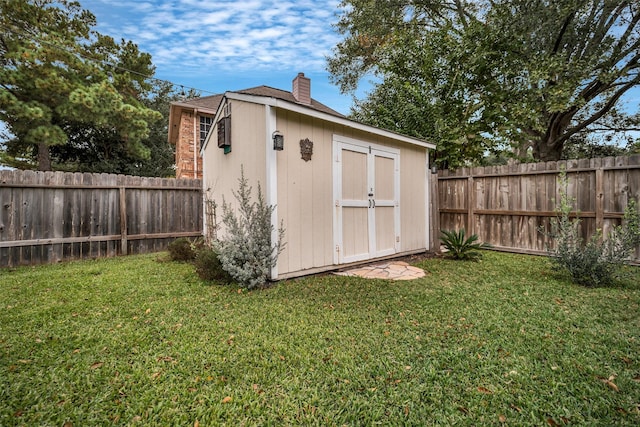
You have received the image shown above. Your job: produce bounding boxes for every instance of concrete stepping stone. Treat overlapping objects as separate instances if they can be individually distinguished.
[335,261,425,281]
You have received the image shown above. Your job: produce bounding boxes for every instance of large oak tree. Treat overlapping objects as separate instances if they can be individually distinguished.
[328,0,640,166]
[0,0,161,171]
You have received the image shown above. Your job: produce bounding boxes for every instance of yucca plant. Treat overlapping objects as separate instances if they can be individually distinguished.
[440,229,490,260]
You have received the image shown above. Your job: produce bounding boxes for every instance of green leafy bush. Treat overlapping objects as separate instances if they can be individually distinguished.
[194,246,232,283]
[548,171,640,286]
[214,167,285,290]
[168,237,199,262]
[440,229,490,260]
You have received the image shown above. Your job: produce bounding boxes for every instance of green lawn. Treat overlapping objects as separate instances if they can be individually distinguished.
[1,252,639,426]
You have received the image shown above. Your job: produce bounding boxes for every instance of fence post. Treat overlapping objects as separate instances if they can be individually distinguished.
[467,176,475,235]
[430,171,440,252]
[595,168,604,233]
[119,186,128,255]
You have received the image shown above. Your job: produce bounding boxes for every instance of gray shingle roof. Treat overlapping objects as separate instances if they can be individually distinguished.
[175,85,345,118]
[176,93,224,111]
[234,86,345,117]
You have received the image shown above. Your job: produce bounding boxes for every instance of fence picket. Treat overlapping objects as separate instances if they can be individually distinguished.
[0,171,202,267]
[437,156,640,263]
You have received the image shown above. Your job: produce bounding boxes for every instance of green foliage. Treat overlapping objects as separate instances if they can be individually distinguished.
[168,236,230,283]
[561,137,628,160]
[193,246,232,283]
[46,81,179,176]
[0,0,162,171]
[548,172,640,286]
[440,228,490,261]
[1,252,639,425]
[329,0,640,165]
[215,167,285,290]
[167,237,198,262]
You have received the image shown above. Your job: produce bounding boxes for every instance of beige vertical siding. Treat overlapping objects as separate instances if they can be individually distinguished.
[274,109,428,276]
[203,98,430,278]
[275,109,335,274]
[202,100,267,238]
[397,143,428,252]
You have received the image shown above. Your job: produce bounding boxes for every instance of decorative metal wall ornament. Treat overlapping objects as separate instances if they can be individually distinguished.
[300,138,313,161]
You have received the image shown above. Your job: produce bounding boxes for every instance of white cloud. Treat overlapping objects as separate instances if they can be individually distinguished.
[89,0,344,74]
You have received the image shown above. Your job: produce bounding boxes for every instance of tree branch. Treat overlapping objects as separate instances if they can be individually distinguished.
[580,1,627,60]
[553,12,575,55]
[454,0,469,28]
[613,10,640,55]
[574,1,601,61]
[579,51,640,102]
[557,76,640,146]
[588,127,640,132]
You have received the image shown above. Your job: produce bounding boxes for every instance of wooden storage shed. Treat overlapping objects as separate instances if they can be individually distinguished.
[201,73,437,280]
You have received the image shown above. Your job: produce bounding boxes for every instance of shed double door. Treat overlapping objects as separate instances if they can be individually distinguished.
[334,137,400,264]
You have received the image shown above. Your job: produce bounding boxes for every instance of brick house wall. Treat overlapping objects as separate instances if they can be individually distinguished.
[175,111,202,179]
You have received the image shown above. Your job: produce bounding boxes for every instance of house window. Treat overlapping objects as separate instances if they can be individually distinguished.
[199,115,214,145]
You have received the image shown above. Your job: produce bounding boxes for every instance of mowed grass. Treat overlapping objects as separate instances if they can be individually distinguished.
[1,252,639,426]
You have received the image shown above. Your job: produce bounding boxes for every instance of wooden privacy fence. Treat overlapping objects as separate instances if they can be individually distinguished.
[0,170,202,268]
[437,155,640,263]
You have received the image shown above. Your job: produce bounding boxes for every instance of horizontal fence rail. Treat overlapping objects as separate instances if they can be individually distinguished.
[437,155,640,263]
[0,170,202,267]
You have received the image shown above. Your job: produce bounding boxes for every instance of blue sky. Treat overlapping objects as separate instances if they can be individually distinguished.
[84,0,362,115]
[1,0,637,147]
[84,0,639,118]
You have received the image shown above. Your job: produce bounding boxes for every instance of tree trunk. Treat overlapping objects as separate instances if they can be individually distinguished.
[37,141,52,171]
[532,111,576,161]
[533,139,563,161]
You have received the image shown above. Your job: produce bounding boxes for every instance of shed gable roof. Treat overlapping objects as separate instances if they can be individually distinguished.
[170,81,435,152]
[234,86,345,117]
[171,85,344,118]
[210,91,436,151]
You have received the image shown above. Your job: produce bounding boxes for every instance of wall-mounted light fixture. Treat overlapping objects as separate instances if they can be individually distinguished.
[431,164,438,174]
[272,130,284,151]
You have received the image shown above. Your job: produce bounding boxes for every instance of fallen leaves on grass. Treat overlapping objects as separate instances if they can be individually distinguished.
[157,356,175,363]
[597,375,619,392]
[477,386,493,394]
[222,396,232,404]
[90,362,104,369]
